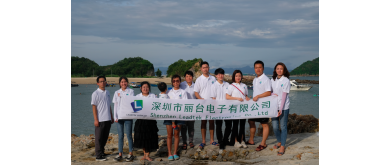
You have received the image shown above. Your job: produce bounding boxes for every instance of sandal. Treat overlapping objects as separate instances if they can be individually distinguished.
[255,144,267,151]
[211,142,219,146]
[182,143,187,150]
[277,151,285,156]
[189,142,195,148]
[273,144,281,149]
[198,143,205,149]
[245,141,255,145]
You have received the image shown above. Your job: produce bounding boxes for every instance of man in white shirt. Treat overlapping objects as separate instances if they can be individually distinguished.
[248,61,272,151]
[210,68,229,151]
[194,61,217,150]
[91,76,114,161]
[180,71,196,149]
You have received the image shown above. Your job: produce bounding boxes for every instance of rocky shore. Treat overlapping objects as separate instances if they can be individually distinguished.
[71,114,319,164]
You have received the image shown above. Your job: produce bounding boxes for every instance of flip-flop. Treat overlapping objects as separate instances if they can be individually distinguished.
[255,144,267,151]
[211,142,219,146]
[277,151,285,156]
[182,143,187,150]
[199,143,205,149]
[189,142,195,148]
[245,141,255,145]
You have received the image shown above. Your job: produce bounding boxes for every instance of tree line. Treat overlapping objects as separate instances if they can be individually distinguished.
[290,57,319,75]
[71,56,154,77]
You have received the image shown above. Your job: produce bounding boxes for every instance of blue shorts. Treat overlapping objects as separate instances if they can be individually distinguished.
[163,120,186,125]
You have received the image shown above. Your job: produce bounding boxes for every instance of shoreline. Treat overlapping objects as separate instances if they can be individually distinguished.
[71,132,319,164]
[71,77,173,85]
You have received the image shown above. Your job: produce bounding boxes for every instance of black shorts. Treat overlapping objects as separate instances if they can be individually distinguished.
[248,118,269,123]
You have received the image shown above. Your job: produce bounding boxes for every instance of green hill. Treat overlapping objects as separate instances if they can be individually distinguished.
[71,56,100,77]
[290,57,319,75]
[71,56,155,77]
[167,58,202,77]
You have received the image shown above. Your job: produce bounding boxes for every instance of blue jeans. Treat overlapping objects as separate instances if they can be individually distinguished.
[272,109,289,147]
[116,120,133,153]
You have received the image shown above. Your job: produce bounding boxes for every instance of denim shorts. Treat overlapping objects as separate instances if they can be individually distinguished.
[163,120,186,125]
[248,118,269,123]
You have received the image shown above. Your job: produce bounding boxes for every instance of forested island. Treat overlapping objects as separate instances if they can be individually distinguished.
[71,56,155,77]
[290,57,319,76]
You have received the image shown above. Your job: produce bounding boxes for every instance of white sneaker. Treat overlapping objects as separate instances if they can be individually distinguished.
[219,149,223,154]
[241,141,248,148]
[234,142,243,148]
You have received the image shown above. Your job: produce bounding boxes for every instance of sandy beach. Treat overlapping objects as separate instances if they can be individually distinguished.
[71,77,173,85]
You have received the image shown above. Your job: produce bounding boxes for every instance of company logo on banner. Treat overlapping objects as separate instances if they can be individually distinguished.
[131,100,143,112]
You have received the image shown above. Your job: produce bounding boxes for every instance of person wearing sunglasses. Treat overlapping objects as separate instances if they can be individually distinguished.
[165,74,188,160]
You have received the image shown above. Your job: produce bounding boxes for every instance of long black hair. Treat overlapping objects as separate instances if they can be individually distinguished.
[272,62,290,80]
[118,76,129,88]
[140,81,151,94]
[232,70,243,83]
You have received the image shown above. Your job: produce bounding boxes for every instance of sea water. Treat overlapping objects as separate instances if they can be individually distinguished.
[71,76,319,137]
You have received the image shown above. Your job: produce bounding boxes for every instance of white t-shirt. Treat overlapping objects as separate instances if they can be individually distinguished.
[112,88,134,121]
[194,74,216,100]
[210,81,229,100]
[167,88,188,100]
[91,88,112,122]
[226,82,248,100]
[180,81,196,99]
[135,93,157,98]
[159,93,170,99]
[252,73,272,98]
[271,76,291,110]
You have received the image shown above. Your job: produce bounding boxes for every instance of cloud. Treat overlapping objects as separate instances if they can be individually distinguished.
[72,0,319,69]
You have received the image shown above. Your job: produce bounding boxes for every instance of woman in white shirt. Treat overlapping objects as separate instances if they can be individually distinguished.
[226,70,250,148]
[270,63,291,156]
[133,81,158,162]
[112,77,135,161]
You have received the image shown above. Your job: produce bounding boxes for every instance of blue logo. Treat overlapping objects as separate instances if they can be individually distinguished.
[281,84,283,87]
[126,94,129,95]
[260,81,262,84]
[212,81,214,84]
[131,100,143,112]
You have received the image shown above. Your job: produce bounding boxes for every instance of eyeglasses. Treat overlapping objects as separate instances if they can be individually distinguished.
[98,81,106,83]
[172,80,180,83]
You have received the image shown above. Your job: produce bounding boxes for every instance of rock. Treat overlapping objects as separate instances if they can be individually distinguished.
[194,151,199,159]
[216,155,223,162]
[183,148,196,158]
[224,151,236,161]
[158,138,167,147]
[200,151,209,160]
[156,146,168,157]
[246,151,259,159]
[301,152,318,160]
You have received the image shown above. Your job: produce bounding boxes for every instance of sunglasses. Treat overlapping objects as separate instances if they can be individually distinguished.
[172,80,180,83]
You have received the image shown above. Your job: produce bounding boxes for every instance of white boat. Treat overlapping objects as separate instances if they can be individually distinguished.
[290,80,312,91]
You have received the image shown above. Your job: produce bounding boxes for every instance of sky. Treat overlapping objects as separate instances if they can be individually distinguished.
[71,0,319,70]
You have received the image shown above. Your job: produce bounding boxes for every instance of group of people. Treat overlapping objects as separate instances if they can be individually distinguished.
[91,60,291,162]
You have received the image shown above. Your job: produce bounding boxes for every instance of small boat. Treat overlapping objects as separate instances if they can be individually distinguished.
[151,84,158,87]
[290,80,312,91]
[247,85,253,90]
[129,82,140,88]
[71,84,79,87]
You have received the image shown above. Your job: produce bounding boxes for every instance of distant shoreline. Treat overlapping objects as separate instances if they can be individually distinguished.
[71,77,173,85]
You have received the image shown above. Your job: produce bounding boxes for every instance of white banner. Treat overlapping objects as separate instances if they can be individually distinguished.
[118,96,278,120]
